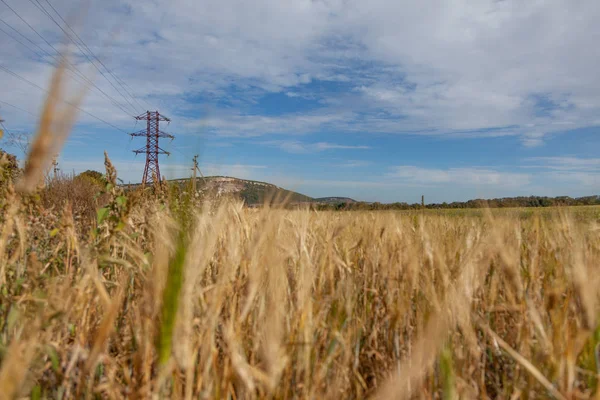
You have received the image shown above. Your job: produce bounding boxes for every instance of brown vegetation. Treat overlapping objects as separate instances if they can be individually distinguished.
[40,172,107,225]
[2,149,600,398]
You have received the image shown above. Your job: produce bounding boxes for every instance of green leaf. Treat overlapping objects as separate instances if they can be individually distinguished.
[46,345,60,373]
[7,306,19,331]
[96,363,104,378]
[49,228,59,237]
[31,385,41,400]
[440,345,457,400]
[157,232,187,366]
[96,207,109,225]
[116,196,127,206]
[115,221,126,231]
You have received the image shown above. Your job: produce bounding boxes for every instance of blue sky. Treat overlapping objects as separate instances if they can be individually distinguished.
[1,0,600,203]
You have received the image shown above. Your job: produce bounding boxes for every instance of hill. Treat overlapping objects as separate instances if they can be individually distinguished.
[124,176,358,206]
[167,176,314,205]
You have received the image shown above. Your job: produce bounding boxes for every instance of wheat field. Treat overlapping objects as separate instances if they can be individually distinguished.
[0,55,599,400]
[1,177,600,399]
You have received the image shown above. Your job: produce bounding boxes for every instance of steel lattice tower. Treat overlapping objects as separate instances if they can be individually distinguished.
[129,111,174,186]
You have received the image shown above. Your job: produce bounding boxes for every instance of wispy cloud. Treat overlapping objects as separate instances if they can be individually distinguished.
[524,156,600,171]
[336,160,371,168]
[182,112,352,137]
[313,142,370,151]
[388,166,531,188]
[263,140,370,154]
[3,0,600,145]
[520,132,547,147]
[522,156,600,187]
[545,171,600,187]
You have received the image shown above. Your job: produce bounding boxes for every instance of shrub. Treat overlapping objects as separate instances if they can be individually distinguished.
[0,148,20,189]
[75,169,107,187]
[41,172,106,223]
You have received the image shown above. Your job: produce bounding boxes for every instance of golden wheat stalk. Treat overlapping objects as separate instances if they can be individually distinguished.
[17,50,88,194]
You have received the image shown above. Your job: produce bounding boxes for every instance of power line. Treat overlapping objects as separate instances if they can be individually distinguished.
[28,0,143,115]
[1,0,63,62]
[0,121,9,134]
[0,14,68,67]
[0,14,60,60]
[0,20,47,59]
[0,64,47,92]
[0,99,37,117]
[42,0,151,112]
[4,0,155,116]
[112,73,155,112]
[172,147,188,160]
[0,1,137,118]
[23,0,45,16]
[21,0,141,115]
[0,18,136,118]
[0,120,29,153]
[0,63,129,133]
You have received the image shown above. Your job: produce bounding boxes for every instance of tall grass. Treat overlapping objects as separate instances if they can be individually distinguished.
[0,52,599,400]
[1,184,600,398]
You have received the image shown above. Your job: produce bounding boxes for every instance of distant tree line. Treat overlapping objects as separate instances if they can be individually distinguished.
[312,195,600,211]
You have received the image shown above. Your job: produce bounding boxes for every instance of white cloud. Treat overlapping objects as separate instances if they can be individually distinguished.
[1,0,599,145]
[183,112,351,137]
[388,166,531,187]
[521,156,600,187]
[524,156,600,171]
[314,142,370,151]
[343,1,600,138]
[336,160,370,168]
[545,171,600,187]
[521,134,546,148]
[262,140,370,153]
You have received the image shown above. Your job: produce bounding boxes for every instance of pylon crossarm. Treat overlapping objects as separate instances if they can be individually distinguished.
[129,129,149,137]
[157,146,170,155]
[158,130,174,139]
[134,112,170,122]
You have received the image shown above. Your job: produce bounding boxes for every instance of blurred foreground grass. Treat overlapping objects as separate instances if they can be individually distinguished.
[0,168,599,399]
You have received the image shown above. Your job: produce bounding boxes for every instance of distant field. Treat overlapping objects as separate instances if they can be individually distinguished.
[391,204,600,218]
